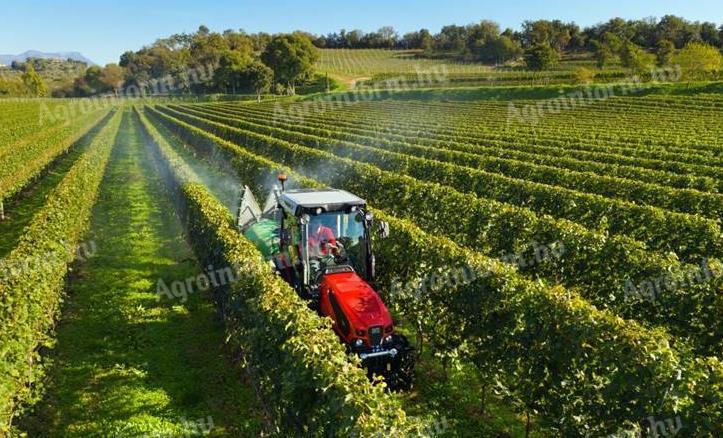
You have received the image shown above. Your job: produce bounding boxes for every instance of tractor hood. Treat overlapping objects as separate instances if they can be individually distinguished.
[322,271,393,330]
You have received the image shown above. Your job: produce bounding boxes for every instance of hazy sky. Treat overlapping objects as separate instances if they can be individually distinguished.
[1,0,721,65]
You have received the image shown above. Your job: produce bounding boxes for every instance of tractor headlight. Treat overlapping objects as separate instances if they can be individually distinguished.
[355,339,364,347]
[384,335,393,344]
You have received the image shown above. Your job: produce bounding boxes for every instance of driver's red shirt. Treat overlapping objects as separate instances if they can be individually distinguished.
[309,225,336,255]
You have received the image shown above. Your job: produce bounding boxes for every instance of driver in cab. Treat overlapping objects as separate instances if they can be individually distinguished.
[309,220,338,257]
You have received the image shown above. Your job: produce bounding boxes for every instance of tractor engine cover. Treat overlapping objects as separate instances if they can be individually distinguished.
[319,271,394,346]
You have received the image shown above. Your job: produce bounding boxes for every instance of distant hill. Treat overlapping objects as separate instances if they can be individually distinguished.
[0,56,90,96]
[0,50,95,66]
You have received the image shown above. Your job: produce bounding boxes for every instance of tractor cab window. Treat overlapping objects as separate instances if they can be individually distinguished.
[305,211,367,276]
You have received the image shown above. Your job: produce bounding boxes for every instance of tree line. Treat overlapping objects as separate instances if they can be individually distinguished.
[4,15,723,98]
[56,26,319,98]
[315,16,723,71]
[315,16,722,54]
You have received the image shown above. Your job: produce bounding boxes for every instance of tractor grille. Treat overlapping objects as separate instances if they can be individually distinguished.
[369,326,383,346]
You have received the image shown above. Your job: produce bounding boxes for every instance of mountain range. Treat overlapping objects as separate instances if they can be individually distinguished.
[0,50,95,66]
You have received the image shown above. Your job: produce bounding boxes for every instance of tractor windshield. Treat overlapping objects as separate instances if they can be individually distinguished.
[305,211,367,275]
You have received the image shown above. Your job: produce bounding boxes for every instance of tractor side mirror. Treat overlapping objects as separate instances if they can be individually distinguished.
[377,221,390,239]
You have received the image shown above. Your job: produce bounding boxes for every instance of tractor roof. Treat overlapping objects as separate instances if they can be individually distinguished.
[280,188,366,216]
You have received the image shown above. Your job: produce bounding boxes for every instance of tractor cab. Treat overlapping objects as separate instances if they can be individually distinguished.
[276,187,384,290]
[237,176,413,390]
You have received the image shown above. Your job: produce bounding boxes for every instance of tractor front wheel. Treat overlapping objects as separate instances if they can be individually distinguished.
[384,335,415,391]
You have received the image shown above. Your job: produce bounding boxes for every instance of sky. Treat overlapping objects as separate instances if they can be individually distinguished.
[1,0,721,65]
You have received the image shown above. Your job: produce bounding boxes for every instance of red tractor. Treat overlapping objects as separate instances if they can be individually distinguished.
[237,175,413,390]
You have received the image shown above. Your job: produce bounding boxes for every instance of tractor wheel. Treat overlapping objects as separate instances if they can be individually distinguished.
[386,335,415,391]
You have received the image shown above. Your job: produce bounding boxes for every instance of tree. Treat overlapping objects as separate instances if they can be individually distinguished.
[655,40,675,66]
[568,26,587,51]
[672,42,722,80]
[213,50,249,93]
[22,64,48,97]
[657,15,695,48]
[479,36,523,64]
[630,17,658,48]
[700,22,721,47]
[401,29,433,50]
[418,29,434,51]
[467,20,501,53]
[435,25,468,52]
[261,33,319,95]
[223,29,255,54]
[620,41,654,73]
[84,65,103,92]
[524,43,559,70]
[592,40,615,68]
[601,32,623,54]
[549,20,575,52]
[521,20,552,47]
[99,64,125,95]
[0,77,28,97]
[241,61,273,102]
[376,26,399,48]
[190,26,231,70]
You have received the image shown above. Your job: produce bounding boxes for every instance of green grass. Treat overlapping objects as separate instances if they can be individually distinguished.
[19,110,262,436]
[0,115,110,259]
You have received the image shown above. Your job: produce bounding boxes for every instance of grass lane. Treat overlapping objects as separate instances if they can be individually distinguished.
[20,110,262,436]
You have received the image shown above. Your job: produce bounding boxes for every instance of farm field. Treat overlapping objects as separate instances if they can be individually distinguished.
[1,87,722,436]
[4,1,723,434]
[316,49,629,88]
[142,93,723,435]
